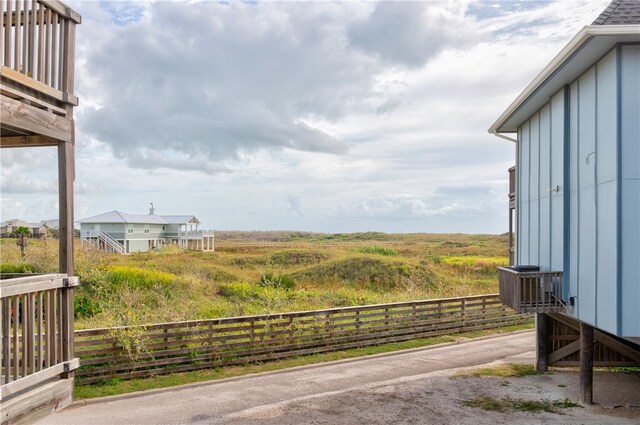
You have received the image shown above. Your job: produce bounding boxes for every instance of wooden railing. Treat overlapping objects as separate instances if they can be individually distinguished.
[0,273,79,400]
[74,294,531,384]
[497,267,565,314]
[1,0,80,114]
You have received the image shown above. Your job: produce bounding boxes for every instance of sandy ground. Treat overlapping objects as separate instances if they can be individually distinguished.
[222,362,640,425]
[40,332,640,425]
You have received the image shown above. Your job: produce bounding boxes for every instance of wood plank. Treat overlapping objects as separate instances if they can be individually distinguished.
[1,378,73,425]
[2,298,10,383]
[37,0,45,82]
[12,296,19,381]
[37,292,43,372]
[5,1,13,70]
[0,274,67,297]
[1,65,78,105]
[14,0,22,71]
[60,12,75,98]
[29,0,37,77]
[40,0,81,24]
[536,313,548,371]
[58,140,74,275]
[51,10,57,89]
[0,358,78,398]
[580,322,594,405]
[1,95,72,141]
[44,7,51,85]
[594,330,640,364]
[548,339,580,364]
[0,134,60,148]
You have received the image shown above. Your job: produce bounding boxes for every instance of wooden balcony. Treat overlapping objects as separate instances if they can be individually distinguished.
[1,0,80,148]
[497,267,566,314]
[1,2,80,423]
[1,273,79,424]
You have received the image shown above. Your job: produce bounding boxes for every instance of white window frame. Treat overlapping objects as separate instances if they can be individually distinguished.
[127,225,134,234]
[144,224,150,234]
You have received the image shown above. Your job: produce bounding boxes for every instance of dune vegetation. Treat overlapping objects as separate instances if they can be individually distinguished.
[0,232,509,330]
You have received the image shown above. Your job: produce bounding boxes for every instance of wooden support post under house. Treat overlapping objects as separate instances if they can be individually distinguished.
[536,313,549,372]
[580,322,594,405]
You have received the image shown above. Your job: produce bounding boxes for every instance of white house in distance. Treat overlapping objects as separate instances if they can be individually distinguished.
[489,0,639,405]
[78,205,214,253]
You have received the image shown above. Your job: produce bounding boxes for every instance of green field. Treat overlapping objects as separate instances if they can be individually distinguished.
[0,232,509,330]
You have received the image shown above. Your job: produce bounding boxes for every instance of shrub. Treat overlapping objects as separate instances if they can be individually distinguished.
[0,263,36,273]
[74,295,101,319]
[218,282,261,301]
[268,250,328,266]
[357,246,398,256]
[259,272,296,290]
[106,266,175,291]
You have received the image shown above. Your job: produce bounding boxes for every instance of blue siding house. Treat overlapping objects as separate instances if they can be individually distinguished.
[489,0,639,404]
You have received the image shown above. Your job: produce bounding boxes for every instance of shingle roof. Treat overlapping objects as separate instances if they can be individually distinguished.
[162,215,200,225]
[593,0,640,25]
[77,211,169,224]
[78,211,205,225]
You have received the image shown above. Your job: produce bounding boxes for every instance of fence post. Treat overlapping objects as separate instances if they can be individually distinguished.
[384,308,389,327]
[325,313,331,340]
[60,286,75,380]
[482,297,486,320]
[461,299,467,330]
[412,303,417,328]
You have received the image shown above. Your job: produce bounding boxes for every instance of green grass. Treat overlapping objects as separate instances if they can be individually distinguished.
[463,396,580,413]
[459,363,542,378]
[356,246,398,256]
[609,366,640,377]
[74,324,532,400]
[0,233,510,329]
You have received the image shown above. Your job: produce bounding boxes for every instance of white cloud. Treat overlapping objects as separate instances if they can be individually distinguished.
[1,0,612,233]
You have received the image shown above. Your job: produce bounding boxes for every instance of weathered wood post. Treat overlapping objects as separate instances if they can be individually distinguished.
[580,322,594,405]
[535,313,548,372]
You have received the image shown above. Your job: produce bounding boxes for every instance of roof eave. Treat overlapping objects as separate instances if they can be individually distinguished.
[489,24,640,138]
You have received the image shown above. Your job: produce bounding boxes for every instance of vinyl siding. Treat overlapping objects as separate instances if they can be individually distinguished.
[517,47,626,335]
[620,45,640,337]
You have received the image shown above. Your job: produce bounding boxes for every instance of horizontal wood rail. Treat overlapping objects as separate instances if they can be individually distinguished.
[74,294,531,383]
[1,273,79,400]
[498,267,565,314]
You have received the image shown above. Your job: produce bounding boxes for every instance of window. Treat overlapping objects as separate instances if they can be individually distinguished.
[127,225,134,234]
[144,225,150,234]
[162,225,166,230]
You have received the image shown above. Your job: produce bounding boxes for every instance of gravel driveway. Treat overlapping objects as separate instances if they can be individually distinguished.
[39,331,640,425]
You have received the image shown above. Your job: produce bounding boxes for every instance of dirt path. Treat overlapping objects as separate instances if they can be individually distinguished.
[39,331,639,424]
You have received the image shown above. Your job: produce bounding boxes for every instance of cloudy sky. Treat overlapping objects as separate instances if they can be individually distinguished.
[0,0,611,233]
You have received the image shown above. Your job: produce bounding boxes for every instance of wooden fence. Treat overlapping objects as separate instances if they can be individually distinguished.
[74,294,531,383]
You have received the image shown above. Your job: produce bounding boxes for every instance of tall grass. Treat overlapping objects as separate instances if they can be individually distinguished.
[0,234,508,329]
[357,246,398,256]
